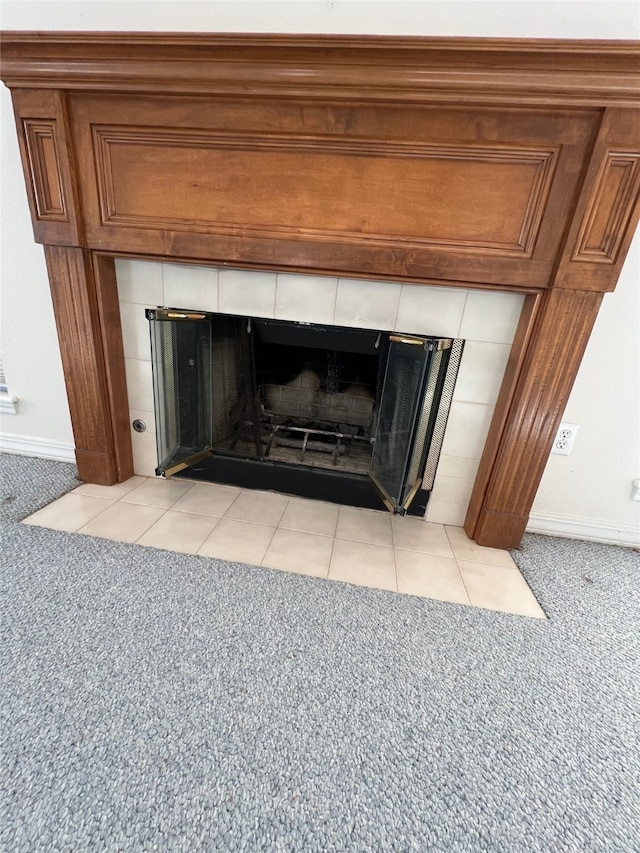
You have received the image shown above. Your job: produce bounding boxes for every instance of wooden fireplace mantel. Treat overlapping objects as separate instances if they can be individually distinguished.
[1,32,639,548]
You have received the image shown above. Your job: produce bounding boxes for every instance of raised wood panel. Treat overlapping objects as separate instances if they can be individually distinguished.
[71,94,599,288]
[10,89,82,246]
[22,120,66,218]
[557,108,640,291]
[93,125,557,257]
[572,152,640,264]
[44,245,118,485]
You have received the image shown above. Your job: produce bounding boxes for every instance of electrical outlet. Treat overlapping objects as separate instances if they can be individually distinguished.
[551,422,579,455]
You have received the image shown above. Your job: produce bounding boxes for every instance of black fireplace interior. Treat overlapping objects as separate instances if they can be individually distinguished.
[147,309,461,515]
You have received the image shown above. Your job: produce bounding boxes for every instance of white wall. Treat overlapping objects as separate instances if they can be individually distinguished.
[1,1,639,544]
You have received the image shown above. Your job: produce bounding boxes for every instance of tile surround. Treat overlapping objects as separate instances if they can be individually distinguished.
[163,263,219,312]
[453,340,512,407]
[396,284,468,338]
[218,268,277,318]
[22,476,546,619]
[275,273,338,325]
[114,259,525,527]
[334,278,401,330]
[124,358,154,414]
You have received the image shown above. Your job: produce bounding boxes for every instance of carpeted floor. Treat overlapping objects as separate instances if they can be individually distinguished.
[1,453,638,852]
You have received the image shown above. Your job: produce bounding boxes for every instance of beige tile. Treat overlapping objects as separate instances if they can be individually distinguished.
[23,493,114,533]
[262,528,333,578]
[391,516,454,557]
[439,401,495,460]
[121,477,193,509]
[445,525,517,569]
[336,505,393,547]
[115,258,163,305]
[73,476,147,500]
[224,490,289,527]
[435,455,480,481]
[279,498,339,537]
[453,341,511,406]
[395,550,470,605]
[197,518,276,565]
[458,561,546,619]
[425,477,475,527]
[396,283,467,338]
[218,269,276,318]
[120,301,153,361]
[459,290,524,345]
[136,510,220,554]
[78,502,165,543]
[129,411,159,477]
[334,278,400,330]
[171,482,242,517]
[329,538,396,592]
[162,263,218,312]
[275,273,338,325]
[124,358,154,413]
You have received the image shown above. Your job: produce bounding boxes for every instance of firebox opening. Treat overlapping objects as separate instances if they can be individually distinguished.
[226,319,384,477]
[147,309,462,516]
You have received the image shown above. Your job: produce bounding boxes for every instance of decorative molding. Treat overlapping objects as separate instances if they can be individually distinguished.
[572,151,640,264]
[0,432,76,463]
[22,119,68,220]
[527,511,640,549]
[1,33,639,107]
[93,125,557,258]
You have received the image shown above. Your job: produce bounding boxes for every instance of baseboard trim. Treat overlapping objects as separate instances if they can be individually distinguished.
[527,511,640,549]
[0,432,76,464]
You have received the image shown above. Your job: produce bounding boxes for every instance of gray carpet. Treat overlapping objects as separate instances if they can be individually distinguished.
[1,453,638,852]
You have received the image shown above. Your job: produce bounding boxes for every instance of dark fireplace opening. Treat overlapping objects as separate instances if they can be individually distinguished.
[232,319,384,478]
[146,308,462,515]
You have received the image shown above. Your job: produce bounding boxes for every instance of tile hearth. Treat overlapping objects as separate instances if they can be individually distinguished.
[23,476,545,619]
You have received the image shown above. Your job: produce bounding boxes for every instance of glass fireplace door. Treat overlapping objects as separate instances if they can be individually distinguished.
[147,309,215,477]
[369,335,452,513]
[148,309,259,477]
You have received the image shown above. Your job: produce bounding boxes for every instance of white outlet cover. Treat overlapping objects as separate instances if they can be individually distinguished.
[551,422,579,456]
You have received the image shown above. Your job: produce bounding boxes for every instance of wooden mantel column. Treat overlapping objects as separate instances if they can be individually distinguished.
[2,33,639,548]
[43,246,127,485]
[465,286,603,548]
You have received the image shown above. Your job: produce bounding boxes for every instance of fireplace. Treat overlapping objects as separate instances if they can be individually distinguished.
[117,260,520,527]
[145,302,463,515]
[2,33,638,548]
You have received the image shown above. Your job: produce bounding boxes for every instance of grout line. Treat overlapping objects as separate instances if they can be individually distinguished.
[456,292,469,339]
[75,498,121,535]
[453,557,473,607]
[389,513,399,592]
[132,507,169,546]
[258,524,278,567]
